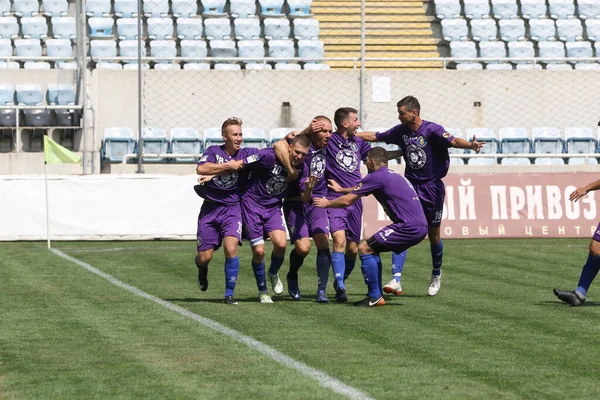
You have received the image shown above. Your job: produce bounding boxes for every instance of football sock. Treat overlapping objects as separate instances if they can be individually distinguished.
[431,240,443,277]
[374,254,383,297]
[344,254,357,280]
[360,254,381,299]
[288,248,304,281]
[391,251,407,282]
[331,251,346,289]
[268,253,285,276]
[316,249,331,291]
[224,257,240,297]
[575,253,600,297]
[195,255,207,270]
[252,261,267,293]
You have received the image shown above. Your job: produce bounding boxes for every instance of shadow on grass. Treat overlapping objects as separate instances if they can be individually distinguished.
[538,300,600,307]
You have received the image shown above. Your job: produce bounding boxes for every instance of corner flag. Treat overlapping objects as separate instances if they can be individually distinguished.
[44,135,81,164]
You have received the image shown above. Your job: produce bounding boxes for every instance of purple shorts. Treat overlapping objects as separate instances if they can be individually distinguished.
[594,222,600,242]
[242,199,286,247]
[283,201,330,243]
[367,223,428,254]
[413,180,445,227]
[196,202,242,252]
[327,199,362,243]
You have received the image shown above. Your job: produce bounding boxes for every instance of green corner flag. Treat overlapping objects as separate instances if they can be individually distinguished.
[44,135,81,164]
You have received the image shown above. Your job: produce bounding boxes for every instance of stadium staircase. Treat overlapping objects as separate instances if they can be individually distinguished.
[311,0,442,69]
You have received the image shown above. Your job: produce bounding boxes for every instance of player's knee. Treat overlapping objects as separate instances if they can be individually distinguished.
[198,252,212,265]
[223,245,238,258]
[589,240,600,258]
[253,245,266,259]
[295,243,310,258]
[313,235,329,250]
[358,241,372,255]
[346,242,359,257]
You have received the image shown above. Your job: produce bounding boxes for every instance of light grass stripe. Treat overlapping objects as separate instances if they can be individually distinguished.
[51,248,375,400]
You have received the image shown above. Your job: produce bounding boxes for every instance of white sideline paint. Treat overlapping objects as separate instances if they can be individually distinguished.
[51,248,374,400]
[63,246,191,253]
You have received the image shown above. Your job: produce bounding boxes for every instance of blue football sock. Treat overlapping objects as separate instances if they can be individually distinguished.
[359,254,381,299]
[576,253,600,297]
[431,240,443,277]
[391,251,407,282]
[224,256,240,297]
[344,254,357,280]
[288,248,304,281]
[252,261,268,293]
[316,249,331,291]
[268,253,285,276]
[331,251,346,289]
[374,254,383,297]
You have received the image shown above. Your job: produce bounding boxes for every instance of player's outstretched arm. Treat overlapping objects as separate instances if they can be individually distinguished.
[450,135,485,153]
[196,159,243,175]
[273,139,296,180]
[356,131,378,142]
[327,179,356,195]
[570,179,600,202]
[313,193,360,209]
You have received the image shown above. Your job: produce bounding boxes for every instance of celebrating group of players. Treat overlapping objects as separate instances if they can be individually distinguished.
[193,96,484,306]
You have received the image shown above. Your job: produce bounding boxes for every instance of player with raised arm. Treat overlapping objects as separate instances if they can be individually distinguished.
[240,134,311,303]
[314,147,428,307]
[194,117,259,305]
[357,96,484,296]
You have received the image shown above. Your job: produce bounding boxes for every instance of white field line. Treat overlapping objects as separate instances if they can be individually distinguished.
[50,248,375,400]
[61,246,192,253]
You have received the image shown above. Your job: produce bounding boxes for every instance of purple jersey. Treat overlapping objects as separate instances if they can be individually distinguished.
[242,148,308,207]
[352,166,427,227]
[376,120,454,184]
[326,132,371,198]
[196,145,259,205]
[300,143,327,198]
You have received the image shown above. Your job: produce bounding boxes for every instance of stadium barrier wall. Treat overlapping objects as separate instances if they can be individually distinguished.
[2,172,598,241]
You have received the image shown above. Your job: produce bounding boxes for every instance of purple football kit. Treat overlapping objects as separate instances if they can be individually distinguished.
[352,166,428,253]
[241,148,308,246]
[195,145,259,252]
[376,120,454,227]
[326,132,371,243]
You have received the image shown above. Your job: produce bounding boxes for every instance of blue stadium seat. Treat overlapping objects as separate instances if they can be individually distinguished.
[117,18,139,40]
[538,41,565,63]
[51,17,76,40]
[204,17,232,40]
[274,62,301,70]
[528,18,556,41]
[43,0,68,17]
[242,127,269,148]
[16,84,43,105]
[585,19,600,41]
[579,0,600,19]
[123,63,150,70]
[508,41,534,61]
[21,17,48,40]
[119,40,147,63]
[144,0,170,17]
[238,39,265,59]
[468,157,496,165]
[147,17,174,40]
[88,17,114,38]
[23,61,51,69]
[45,38,73,60]
[441,18,468,41]
[303,62,329,70]
[180,39,208,58]
[214,63,241,69]
[102,127,137,162]
[268,38,295,58]
[292,18,319,40]
[568,157,598,165]
[234,17,261,40]
[479,41,507,63]
[574,62,600,70]
[47,84,75,105]
[532,127,563,154]
[556,19,583,41]
[486,62,513,69]
[141,127,169,162]
[201,0,227,16]
[467,127,498,153]
[298,39,324,60]
[14,0,40,17]
[449,157,465,166]
[564,127,597,154]
[0,38,12,57]
[498,19,525,41]
[264,17,291,40]
[491,0,519,19]
[287,0,313,17]
[463,0,491,19]
[514,62,541,69]
[150,40,177,62]
[204,127,224,146]
[0,1,10,17]
[246,62,272,70]
[170,127,203,162]
[114,0,138,18]
[96,62,123,69]
[154,63,181,69]
[456,62,483,69]
[501,157,531,165]
[470,19,498,41]
[548,0,576,19]
[86,0,111,18]
[14,39,42,57]
[545,63,573,69]
[0,61,20,69]
[230,0,257,18]
[450,40,477,58]
[566,41,593,61]
[499,127,530,154]
[90,39,117,60]
[0,17,19,39]
[209,39,237,57]
[171,0,198,18]
[520,0,547,19]
[259,0,285,16]
[177,18,204,40]
[0,84,13,105]
[434,0,461,19]
[534,157,564,165]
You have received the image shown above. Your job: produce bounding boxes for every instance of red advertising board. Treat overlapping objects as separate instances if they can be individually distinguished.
[362,173,600,239]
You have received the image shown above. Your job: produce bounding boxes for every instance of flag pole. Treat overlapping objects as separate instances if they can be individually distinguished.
[44,160,51,249]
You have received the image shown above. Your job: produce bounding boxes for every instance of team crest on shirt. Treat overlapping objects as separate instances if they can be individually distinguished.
[266,175,288,195]
[406,144,426,169]
[336,148,359,173]
[442,132,451,139]
[213,171,239,188]
[416,136,428,147]
[310,152,326,178]
[350,142,358,152]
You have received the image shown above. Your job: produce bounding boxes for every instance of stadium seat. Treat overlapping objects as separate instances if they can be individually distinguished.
[449,157,465,166]
[0,84,13,105]
[234,18,261,40]
[177,18,204,40]
[514,62,542,69]
[171,0,198,18]
[520,0,547,19]
[0,17,18,39]
[264,17,291,40]
[90,39,117,60]
[293,18,319,40]
[238,39,265,58]
[479,41,507,62]
[88,17,114,38]
[259,0,285,16]
[434,0,461,19]
[268,127,296,145]
[114,0,138,18]
[45,38,72,59]
[274,62,301,70]
[51,17,76,40]
[180,39,208,58]
[13,0,39,17]
[214,63,241,69]
[441,19,468,41]
[102,127,137,162]
[230,0,257,18]
[545,63,572,69]
[14,38,42,57]
[23,61,51,69]
[532,127,563,154]
[287,0,313,17]
[548,0,576,19]
[141,127,169,161]
[119,40,147,63]
[298,39,324,60]
[456,62,483,69]
[486,63,513,69]
[209,39,237,57]
[534,157,565,165]
[556,19,583,41]
[242,127,269,148]
[117,18,139,40]
[566,41,593,60]
[470,19,498,41]
[204,17,232,40]
[585,20,600,41]
[201,0,227,16]
[568,157,598,165]
[96,62,123,69]
[47,84,75,105]
[463,0,491,19]
[0,38,11,57]
[491,0,519,19]
[16,84,43,105]
[246,62,273,70]
[144,0,170,17]
[564,127,596,153]
[538,41,565,61]
[147,17,174,40]
[574,62,600,70]
[170,127,203,162]
[42,0,68,17]
[204,127,224,146]
[0,61,20,69]
[467,127,498,153]
[499,19,526,41]
[499,127,530,154]
[154,62,181,69]
[86,0,111,17]
[578,0,600,20]
[21,17,48,40]
[501,157,531,165]
[508,41,535,61]
[450,40,477,58]
[183,62,210,69]
[528,19,556,41]
[150,40,177,63]
[303,62,328,70]
[268,39,295,58]
[0,1,10,17]
[468,157,496,165]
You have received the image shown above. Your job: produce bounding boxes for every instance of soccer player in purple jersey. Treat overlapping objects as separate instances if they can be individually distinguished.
[274,116,334,303]
[358,96,484,296]
[314,147,428,307]
[194,117,260,305]
[240,134,311,303]
[554,178,600,306]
